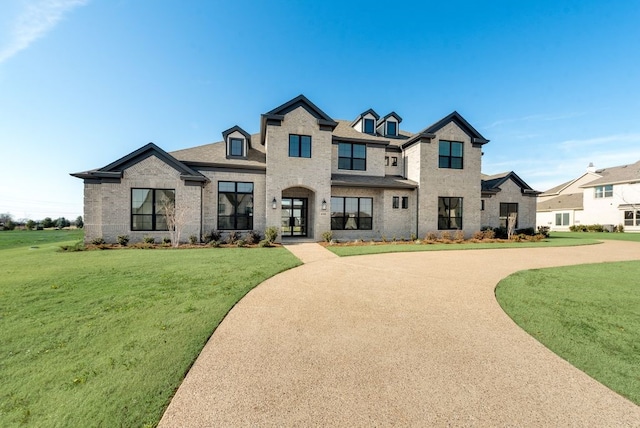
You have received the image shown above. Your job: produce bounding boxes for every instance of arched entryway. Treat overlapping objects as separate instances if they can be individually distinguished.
[281,187,315,238]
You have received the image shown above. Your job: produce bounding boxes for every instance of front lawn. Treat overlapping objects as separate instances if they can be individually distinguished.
[550,231,640,242]
[0,231,300,427]
[496,261,640,405]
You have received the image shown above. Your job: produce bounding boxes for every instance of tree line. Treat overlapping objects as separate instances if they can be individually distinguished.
[0,213,83,230]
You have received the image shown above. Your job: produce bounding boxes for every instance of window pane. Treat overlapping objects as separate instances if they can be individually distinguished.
[352,159,366,171]
[330,197,344,216]
[237,182,253,193]
[439,157,450,168]
[563,213,569,225]
[450,158,463,169]
[218,194,235,215]
[387,121,396,135]
[338,157,351,169]
[132,214,152,231]
[364,118,374,134]
[230,138,243,156]
[218,182,235,192]
[338,143,351,157]
[360,198,372,216]
[237,194,253,215]
[331,217,344,230]
[393,196,399,209]
[301,136,311,158]
[352,144,366,158]
[345,198,358,217]
[439,141,450,156]
[289,135,300,157]
[132,189,152,214]
[359,217,372,230]
[402,196,408,209]
[218,216,234,230]
[451,142,463,157]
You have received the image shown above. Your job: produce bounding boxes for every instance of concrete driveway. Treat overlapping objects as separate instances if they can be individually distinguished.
[159,241,640,427]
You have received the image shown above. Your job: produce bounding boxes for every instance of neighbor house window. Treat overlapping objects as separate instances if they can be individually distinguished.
[555,212,570,226]
[331,197,372,230]
[218,181,253,230]
[402,196,409,209]
[392,196,399,209]
[338,142,366,170]
[624,210,640,226]
[387,121,397,136]
[439,140,463,169]
[438,197,463,230]
[289,134,311,158]
[229,138,244,157]
[594,185,613,198]
[499,203,518,228]
[364,118,375,134]
[392,157,398,166]
[481,200,485,210]
[131,188,175,231]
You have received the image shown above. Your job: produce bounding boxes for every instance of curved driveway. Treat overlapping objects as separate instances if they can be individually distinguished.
[160,241,640,427]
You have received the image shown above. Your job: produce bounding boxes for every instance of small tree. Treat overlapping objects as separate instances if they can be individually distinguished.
[159,193,193,247]
[42,217,54,228]
[75,216,84,229]
[56,217,68,229]
[507,212,518,239]
[25,219,36,230]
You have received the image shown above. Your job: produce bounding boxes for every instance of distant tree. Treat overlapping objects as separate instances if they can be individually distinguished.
[75,216,84,229]
[0,213,14,230]
[42,217,54,228]
[26,220,36,230]
[0,213,12,224]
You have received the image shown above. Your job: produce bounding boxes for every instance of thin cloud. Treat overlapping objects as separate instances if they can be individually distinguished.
[485,112,586,129]
[559,133,640,150]
[0,0,89,64]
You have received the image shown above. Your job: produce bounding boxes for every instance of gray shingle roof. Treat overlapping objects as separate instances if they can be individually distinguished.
[580,160,640,187]
[481,171,539,194]
[536,193,584,211]
[170,134,266,169]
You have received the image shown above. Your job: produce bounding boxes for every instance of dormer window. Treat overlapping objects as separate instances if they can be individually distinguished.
[229,138,243,157]
[378,112,402,137]
[387,121,397,136]
[364,118,375,134]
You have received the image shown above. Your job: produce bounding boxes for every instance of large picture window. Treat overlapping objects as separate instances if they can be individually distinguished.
[438,197,463,230]
[338,143,366,170]
[439,140,464,169]
[289,134,311,158]
[595,185,613,198]
[624,210,640,226]
[499,203,518,228]
[331,197,372,230]
[218,181,253,230]
[131,188,175,231]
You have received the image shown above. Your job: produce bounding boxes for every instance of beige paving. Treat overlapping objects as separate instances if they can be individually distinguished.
[159,241,640,427]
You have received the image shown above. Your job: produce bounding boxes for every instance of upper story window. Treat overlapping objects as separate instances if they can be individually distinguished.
[439,140,463,169]
[387,121,397,136]
[131,188,175,231]
[364,118,375,134]
[289,134,311,158]
[338,142,366,171]
[229,138,244,157]
[594,185,613,198]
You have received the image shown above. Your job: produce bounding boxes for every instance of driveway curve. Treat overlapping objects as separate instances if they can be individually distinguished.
[159,241,640,427]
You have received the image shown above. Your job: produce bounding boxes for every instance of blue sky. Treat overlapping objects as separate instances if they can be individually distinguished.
[1,0,639,220]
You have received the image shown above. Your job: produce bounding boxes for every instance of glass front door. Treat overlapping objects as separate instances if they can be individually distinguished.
[281,198,307,237]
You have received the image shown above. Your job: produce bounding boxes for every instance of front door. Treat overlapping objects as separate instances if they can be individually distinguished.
[281,198,307,237]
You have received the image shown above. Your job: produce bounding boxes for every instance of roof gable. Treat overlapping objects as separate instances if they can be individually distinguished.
[350,108,380,127]
[378,111,402,124]
[481,171,539,195]
[423,111,489,145]
[222,125,252,148]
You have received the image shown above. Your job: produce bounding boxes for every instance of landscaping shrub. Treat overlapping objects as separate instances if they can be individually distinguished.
[189,235,199,245]
[258,239,272,248]
[472,230,485,240]
[245,230,262,245]
[91,237,106,245]
[162,237,172,245]
[264,226,278,244]
[515,227,535,236]
[424,231,438,241]
[117,235,130,246]
[440,231,452,241]
[210,240,221,248]
[59,241,85,252]
[143,236,155,244]
[482,229,495,239]
[322,231,333,242]
[615,224,625,233]
[203,230,222,244]
[537,226,550,238]
[454,230,465,241]
[492,227,508,239]
[225,231,239,245]
[236,239,246,247]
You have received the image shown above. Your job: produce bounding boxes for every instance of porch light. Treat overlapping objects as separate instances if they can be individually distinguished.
[321,199,327,210]
[272,197,277,209]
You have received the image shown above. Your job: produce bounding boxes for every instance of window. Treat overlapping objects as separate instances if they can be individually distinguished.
[439,140,463,169]
[364,118,375,134]
[392,196,399,209]
[401,196,409,209]
[391,157,398,166]
[387,121,397,136]
[289,134,311,158]
[438,197,463,230]
[595,185,613,198]
[331,197,373,230]
[218,181,253,230]
[131,188,175,231]
[499,203,518,228]
[481,200,485,211]
[229,138,244,157]
[338,143,366,170]
[555,212,570,226]
[385,156,389,166]
[624,210,640,226]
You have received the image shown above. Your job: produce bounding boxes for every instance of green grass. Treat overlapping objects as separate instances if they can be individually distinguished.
[0,229,84,250]
[496,261,640,405]
[326,236,600,257]
[550,231,640,242]
[0,230,300,427]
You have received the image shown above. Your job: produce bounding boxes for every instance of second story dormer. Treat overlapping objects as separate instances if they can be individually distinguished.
[377,112,402,137]
[222,125,252,159]
[350,109,380,135]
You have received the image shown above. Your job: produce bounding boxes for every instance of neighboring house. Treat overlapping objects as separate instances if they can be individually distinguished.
[71,94,538,243]
[537,161,640,231]
[481,172,540,230]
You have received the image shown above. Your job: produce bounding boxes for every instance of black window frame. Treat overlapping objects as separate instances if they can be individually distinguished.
[499,203,518,228]
[392,196,399,209]
[363,118,375,134]
[438,197,463,230]
[131,188,175,231]
[229,137,244,157]
[338,142,367,171]
[387,121,397,136]
[218,181,254,230]
[439,140,464,169]
[401,196,409,209]
[330,197,373,230]
[385,156,389,166]
[391,156,398,166]
[289,134,312,158]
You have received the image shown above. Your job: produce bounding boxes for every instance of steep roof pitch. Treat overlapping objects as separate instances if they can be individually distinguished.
[481,171,539,195]
[537,193,584,212]
[71,143,208,182]
[378,111,402,124]
[404,111,490,148]
[580,160,640,187]
[350,109,380,127]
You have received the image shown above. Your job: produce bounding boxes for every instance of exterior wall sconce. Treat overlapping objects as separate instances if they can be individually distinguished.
[272,197,277,209]
[321,199,327,210]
